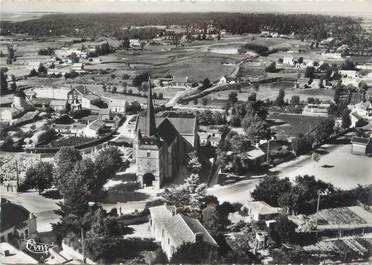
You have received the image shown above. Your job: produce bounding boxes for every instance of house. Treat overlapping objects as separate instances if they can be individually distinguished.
[218,76,227,85]
[52,123,86,136]
[302,103,330,117]
[66,85,100,111]
[356,63,372,70]
[80,120,105,138]
[0,108,23,122]
[351,136,372,155]
[50,99,66,112]
[242,201,282,221]
[149,204,218,260]
[245,147,266,168]
[282,56,294,66]
[129,39,141,48]
[0,198,37,242]
[169,76,191,87]
[107,98,127,114]
[71,62,84,73]
[259,140,289,157]
[321,53,343,59]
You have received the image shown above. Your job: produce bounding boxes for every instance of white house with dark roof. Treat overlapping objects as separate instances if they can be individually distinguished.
[351,137,372,155]
[149,205,218,260]
[242,201,282,221]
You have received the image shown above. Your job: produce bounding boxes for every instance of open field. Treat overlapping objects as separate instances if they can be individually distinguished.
[268,112,327,139]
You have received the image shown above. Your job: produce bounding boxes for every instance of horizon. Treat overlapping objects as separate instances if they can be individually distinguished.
[1,0,372,17]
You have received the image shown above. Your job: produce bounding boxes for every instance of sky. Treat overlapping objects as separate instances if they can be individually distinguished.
[1,0,372,16]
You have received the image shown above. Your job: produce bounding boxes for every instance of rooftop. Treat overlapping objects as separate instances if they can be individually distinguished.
[136,115,196,136]
[1,198,32,232]
[351,136,370,145]
[149,205,217,248]
[243,201,281,216]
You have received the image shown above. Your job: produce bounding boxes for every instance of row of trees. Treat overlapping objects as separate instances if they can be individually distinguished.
[251,175,371,215]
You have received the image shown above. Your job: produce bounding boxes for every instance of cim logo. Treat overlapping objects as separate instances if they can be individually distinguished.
[25,239,53,254]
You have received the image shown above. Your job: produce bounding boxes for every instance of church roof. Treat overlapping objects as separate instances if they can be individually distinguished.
[136,115,196,136]
[157,118,179,145]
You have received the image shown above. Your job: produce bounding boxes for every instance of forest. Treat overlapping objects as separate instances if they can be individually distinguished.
[0,12,361,41]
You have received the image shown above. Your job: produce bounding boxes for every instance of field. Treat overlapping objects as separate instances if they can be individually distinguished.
[268,112,327,139]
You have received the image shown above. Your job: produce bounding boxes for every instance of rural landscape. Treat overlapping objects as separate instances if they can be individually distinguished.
[0,3,372,265]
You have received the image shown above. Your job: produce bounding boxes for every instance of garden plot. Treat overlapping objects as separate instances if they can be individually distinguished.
[311,207,367,225]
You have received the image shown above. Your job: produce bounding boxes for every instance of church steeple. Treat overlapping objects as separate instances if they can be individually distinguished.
[145,75,157,137]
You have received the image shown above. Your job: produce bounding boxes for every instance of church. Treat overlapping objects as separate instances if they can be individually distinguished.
[134,82,198,189]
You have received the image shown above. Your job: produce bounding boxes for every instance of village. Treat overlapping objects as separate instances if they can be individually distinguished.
[1,10,372,265]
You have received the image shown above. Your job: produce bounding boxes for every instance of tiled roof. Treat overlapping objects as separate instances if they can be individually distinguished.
[1,198,31,232]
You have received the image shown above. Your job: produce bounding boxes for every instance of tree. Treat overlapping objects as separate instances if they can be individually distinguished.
[304,66,315,79]
[85,210,123,263]
[243,116,270,144]
[187,151,202,174]
[37,63,48,74]
[341,108,351,129]
[290,95,300,106]
[265,62,277,73]
[0,67,8,94]
[170,241,216,264]
[95,147,123,186]
[29,68,38,77]
[1,136,14,151]
[271,215,297,244]
[291,134,313,156]
[248,92,257,102]
[122,38,130,50]
[228,91,238,104]
[275,88,285,106]
[23,162,54,193]
[112,86,117,93]
[251,175,292,207]
[54,147,82,193]
[132,72,149,87]
[202,78,211,90]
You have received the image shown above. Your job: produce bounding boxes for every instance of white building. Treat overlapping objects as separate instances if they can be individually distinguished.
[242,201,282,222]
[302,103,330,117]
[149,205,217,260]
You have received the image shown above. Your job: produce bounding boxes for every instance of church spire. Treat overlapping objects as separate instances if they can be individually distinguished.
[145,75,157,137]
